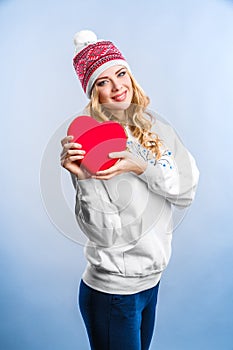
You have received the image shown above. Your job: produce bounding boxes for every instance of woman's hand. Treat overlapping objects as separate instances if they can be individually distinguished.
[92,151,147,180]
[60,136,91,180]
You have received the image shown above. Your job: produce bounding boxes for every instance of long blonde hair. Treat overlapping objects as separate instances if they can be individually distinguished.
[86,70,162,159]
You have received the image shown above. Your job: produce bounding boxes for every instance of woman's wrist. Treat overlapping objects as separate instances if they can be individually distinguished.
[133,159,147,175]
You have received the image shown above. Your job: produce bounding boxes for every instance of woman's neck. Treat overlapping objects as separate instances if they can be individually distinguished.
[110,109,128,124]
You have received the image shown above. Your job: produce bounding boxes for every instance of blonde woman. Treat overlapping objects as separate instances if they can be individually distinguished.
[60,30,199,350]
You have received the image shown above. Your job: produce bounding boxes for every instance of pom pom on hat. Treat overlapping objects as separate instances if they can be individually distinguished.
[73,29,130,98]
[74,30,98,54]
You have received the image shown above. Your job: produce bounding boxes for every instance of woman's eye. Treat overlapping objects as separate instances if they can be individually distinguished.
[97,80,108,87]
[118,71,126,77]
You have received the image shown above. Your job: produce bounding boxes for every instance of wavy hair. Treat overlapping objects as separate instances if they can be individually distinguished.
[86,70,162,159]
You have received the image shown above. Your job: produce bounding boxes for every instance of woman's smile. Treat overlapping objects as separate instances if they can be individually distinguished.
[112,90,127,102]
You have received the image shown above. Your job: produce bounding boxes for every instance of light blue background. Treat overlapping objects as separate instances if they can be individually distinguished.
[1,0,233,349]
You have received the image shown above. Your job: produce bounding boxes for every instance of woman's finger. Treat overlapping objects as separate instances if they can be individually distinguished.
[95,162,121,175]
[66,149,85,156]
[61,154,85,168]
[67,155,85,162]
[93,170,120,180]
[60,152,85,161]
[108,151,129,159]
[60,148,85,159]
[61,135,73,146]
[61,135,83,149]
[63,142,83,150]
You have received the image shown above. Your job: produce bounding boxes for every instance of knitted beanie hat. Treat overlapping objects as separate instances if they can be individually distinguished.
[73,30,131,98]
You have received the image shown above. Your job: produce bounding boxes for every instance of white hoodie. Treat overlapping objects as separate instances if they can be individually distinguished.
[72,116,199,294]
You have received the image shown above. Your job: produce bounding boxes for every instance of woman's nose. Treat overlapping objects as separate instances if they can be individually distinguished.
[111,79,121,91]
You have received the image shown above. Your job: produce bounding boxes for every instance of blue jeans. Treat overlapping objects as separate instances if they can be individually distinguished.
[78,279,160,350]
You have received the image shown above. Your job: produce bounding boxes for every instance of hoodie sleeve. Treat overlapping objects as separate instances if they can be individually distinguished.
[71,175,122,247]
[137,123,199,208]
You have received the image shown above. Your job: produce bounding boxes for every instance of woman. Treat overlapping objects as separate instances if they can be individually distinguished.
[60,30,199,350]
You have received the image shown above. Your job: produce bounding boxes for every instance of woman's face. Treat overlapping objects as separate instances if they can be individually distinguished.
[94,65,133,111]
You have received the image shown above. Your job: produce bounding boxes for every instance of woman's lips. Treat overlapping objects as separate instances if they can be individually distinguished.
[112,91,127,102]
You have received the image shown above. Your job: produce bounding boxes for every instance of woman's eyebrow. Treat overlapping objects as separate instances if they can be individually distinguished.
[95,76,108,82]
[115,67,125,74]
[95,68,126,82]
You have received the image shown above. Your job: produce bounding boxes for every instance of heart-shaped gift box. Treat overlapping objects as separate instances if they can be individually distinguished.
[67,116,127,174]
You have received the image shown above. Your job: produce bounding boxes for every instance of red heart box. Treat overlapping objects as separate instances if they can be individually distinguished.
[67,115,127,174]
